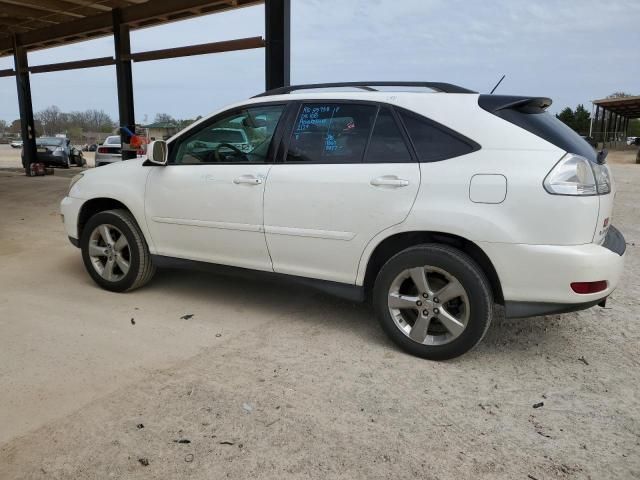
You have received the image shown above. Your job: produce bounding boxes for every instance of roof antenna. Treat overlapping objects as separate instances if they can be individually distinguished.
[490,74,506,94]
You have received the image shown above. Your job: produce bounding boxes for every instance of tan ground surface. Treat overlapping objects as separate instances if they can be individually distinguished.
[0,146,638,479]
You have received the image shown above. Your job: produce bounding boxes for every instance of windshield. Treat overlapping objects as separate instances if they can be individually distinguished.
[105,136,121,145]
[36,137,64,147]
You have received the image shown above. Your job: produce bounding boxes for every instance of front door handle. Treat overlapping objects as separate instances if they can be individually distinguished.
[233,175,263,185]
[370,176,410,188]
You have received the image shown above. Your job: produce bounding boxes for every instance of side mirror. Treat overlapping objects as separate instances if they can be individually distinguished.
[147,140,168,165]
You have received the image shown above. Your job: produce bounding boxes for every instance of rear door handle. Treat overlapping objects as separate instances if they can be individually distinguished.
[370,176,410,187]
[233,175,263,185]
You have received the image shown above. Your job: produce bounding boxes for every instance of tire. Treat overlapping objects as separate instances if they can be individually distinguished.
[373,244,493,360]
[80,209,155,292]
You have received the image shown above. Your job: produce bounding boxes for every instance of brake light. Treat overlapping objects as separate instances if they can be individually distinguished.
[97,147,108,153]
[570,281,607,294]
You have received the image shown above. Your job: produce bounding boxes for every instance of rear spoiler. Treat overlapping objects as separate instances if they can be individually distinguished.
[478,95,552,114]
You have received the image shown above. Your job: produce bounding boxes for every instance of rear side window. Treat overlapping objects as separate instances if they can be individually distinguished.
[365,108,413,163]
[287,103,376,163]
[399,110,479,162]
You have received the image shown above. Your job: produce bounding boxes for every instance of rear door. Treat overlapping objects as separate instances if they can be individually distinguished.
[263,102,420,284]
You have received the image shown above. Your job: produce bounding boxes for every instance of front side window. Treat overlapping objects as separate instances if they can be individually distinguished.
[172,104,285,164]
[287,103,376,163]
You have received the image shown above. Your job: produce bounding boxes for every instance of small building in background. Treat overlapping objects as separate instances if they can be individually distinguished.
[143,121,179,141]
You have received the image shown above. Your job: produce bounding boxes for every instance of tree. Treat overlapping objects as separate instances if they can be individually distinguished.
[154,113,176,124]
[35,105,65,135]
[556,104,592,135]
[0,119,6,136]
[573,104,591,135]
[9,119,21,134]
[556,107,576,130]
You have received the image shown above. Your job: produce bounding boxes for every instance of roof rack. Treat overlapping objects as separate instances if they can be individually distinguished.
[253,81,476,97]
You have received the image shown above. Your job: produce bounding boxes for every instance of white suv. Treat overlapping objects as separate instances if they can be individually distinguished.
[60,82,626,360]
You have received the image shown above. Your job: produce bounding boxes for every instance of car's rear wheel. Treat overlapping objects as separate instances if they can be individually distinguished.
[80,209,155,292]
[373,244,493,360]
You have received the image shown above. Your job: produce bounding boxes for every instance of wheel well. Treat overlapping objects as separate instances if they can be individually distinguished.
[77,198,130,239]
[363,231,504,305]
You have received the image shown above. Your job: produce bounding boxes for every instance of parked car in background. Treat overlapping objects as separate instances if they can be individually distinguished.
[95,136,121,167]
[182,127,252,161]
[627,136,640,146]
[23,136,71,168]
[61,82,625,360]
[10,139,23,148]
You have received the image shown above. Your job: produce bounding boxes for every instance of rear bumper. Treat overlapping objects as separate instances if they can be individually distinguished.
[480,226,626,315]
[95,154,121,167]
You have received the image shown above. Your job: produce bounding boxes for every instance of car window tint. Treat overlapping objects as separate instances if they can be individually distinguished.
[365,108,412,163]
[172,105,285,164]
[287,103,376,163]
[399,110,476,162]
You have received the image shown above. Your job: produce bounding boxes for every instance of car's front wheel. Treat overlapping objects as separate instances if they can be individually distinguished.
[80,209,155,292]
[373,244,493,360]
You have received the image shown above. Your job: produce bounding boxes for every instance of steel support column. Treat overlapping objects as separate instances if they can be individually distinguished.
[113,9,136,160]
[265,0,290,90]
[12,35,37,174]
[624,117,629,138]
[598,107,606,144]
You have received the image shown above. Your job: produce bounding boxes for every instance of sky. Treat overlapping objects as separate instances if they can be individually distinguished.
[0,0,639,123]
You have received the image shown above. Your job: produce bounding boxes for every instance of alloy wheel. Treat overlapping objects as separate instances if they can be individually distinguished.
[388,265,470,346]
[88,224,131,282]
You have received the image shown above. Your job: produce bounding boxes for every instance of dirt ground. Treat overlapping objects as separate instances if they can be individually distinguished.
[0,147,638,479]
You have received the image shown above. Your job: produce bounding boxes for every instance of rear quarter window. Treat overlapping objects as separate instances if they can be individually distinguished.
[398,109,480,162]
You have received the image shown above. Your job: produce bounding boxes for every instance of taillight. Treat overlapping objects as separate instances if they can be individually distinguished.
[570,281,607,294]
[97,147,108,154]
[544,153,611,196]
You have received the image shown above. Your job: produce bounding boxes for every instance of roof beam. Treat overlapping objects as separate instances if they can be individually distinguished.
[46,0,112,12]
[129,36,264,62]
[0,2,83,19]
[1,0,97,17]
[29,56,115,73]
[0,0,263,56]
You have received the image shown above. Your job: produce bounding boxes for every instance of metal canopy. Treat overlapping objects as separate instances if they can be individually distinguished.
[593,96,640,119]
[0,0,262,57]
[1,0,290,172]
[591,96,640,145]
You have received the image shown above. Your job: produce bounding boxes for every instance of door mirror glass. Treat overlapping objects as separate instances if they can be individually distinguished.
[147,140,168,165]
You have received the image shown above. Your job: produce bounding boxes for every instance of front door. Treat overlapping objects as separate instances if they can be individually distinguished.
[264,102,421,284]
[145,104,286,271]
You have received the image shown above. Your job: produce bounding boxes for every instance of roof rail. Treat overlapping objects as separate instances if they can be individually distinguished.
[253,81,476,97]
